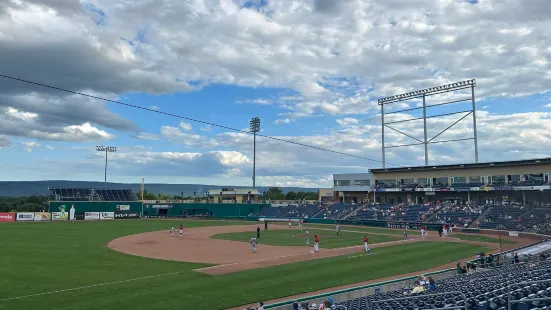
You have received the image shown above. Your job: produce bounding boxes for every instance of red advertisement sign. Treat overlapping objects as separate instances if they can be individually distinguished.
[0,212,15,222]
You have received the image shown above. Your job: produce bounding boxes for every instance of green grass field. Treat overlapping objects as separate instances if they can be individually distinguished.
[211,228,401,248]
[0,220,490,310]
[300,224,408,235]
[452,233,518,244]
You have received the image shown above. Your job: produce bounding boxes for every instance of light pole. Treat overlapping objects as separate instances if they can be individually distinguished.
[96,145,117,187]
[249,117,260,188]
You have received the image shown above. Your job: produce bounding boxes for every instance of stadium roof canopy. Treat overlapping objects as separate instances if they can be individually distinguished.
[369,157,551,174]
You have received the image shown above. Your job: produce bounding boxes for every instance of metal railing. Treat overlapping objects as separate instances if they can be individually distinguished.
[508,279,551,310]
[371,291,467,310]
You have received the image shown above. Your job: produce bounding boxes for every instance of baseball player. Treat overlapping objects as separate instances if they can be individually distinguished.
[169,226,175,235]
[288,219,292,228]
[403,226,408,239]
[250,235,257,254]
[336,225,340,236]
[364,235,370,252]
[314,234,319,253]
[420,225,425,237]
[179,224,184,236]
[443,225,448,237]
[298,220,302,230]
[305,230,310,245]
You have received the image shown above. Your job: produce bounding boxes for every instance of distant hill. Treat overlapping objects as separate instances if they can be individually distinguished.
[0,181,318,197]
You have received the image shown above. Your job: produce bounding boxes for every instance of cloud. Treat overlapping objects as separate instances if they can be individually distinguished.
[178,122,193,131]
[545,103,551,108]
[200,125,213,132]
[150,105,160,111]
[132,132,160,141]
[21,141,40,152]
[0,135,12,149]
[45,145,55,150]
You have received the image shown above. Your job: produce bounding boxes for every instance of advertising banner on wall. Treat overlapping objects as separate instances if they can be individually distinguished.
[114,212,140,219]
[75,212,85,220]
[116,205,131,211]
[52,212,69,220]
[0,212,15,222]
[100,212,115,220]
[16,212,35,222]
[84,212,100,220]
[34,212,51,221]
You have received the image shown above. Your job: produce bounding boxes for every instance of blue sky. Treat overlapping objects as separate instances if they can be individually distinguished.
[1,0,550,188]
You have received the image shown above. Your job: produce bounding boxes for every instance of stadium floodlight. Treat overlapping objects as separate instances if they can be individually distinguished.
[96,145,117,186]
[249,117,261,189]
[378,80,478,167]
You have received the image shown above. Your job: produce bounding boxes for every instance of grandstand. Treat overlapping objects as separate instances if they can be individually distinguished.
[337,259,551,310]
[48,188,138,202]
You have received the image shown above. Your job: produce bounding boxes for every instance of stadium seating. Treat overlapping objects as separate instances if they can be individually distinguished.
[286,204,323,218]
[434,204,486,227]
[251,206,295,217]
[313,203,356,219]
[49,188,137,201]
[337,260,551,310]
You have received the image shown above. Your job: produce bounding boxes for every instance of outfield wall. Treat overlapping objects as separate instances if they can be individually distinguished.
[47,201,268,219]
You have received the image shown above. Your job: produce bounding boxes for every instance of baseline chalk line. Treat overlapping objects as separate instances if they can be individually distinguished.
[348,253,379,259]
[0,270,188,302]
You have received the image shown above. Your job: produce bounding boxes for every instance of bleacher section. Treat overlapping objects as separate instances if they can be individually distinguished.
[313,203,356,219]
[434,204,486,227]
[252,205,295,217]
[286,204,322,218]
[338,260,551,310]
[49,188,137,202]
[473,203,551,232]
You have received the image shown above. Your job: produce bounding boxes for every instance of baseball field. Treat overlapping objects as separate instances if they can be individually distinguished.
[0,219,524,310]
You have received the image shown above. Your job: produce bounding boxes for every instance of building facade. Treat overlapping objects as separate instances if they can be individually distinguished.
[333,158,551,204]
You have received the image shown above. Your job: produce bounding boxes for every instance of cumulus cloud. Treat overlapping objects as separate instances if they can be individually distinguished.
[21,141,40,152]
[0,135,12,149]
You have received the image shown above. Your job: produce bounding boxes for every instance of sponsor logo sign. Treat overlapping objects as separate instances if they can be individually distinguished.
[0,212,15,222]
[52,212,69,220]
[16,212,35,221]
[75,212,85,220]
[116,205,131,211]
[152,204,173,209]
[425,191,436,196]
[509,231,519,237]
[100,212,114,220]
[85,212,100,220]
[34,212,51,221]
[114,212,140,219]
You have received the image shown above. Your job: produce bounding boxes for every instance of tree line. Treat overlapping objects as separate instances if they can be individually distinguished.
[0,196,48,213]
[263,187,318,201]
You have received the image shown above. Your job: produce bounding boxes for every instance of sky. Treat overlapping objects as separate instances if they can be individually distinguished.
[0,0,550,188]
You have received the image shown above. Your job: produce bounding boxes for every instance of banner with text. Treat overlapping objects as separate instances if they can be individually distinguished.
[52,212,69,220]
[114,212,140,219]
[0,212,15,222]
[84,212,100,220]
[100,212,115,220]
[34,212,51,221]
[16,212,35,222]
[75,212,85,220]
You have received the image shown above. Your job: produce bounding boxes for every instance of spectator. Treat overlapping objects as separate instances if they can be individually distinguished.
[427,277,437,291]
[411,281,426,294]
[256,301,264,310]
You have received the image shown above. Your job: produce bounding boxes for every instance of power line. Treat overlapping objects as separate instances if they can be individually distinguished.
[0,74,402,166]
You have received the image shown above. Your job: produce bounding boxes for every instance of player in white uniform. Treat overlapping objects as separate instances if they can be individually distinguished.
[250,236,257,253]
[336,225,340,236]
[288,219,292,228]
[169,226,175,235]
[298,220,302,229]
[305,230,310,245]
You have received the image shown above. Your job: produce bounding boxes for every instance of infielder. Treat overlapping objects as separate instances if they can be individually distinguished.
[169,226,175,235]
[403,226,408,239]
[420,225,425,237]
[288,219,292,228]
[364,235,370,252]
[298,220,302,230]
[314,234,319,253]
[250,236,257,254]
[179,224,184,236]
[336,225,340,236]
[443,225,448,237]
[305,230,310,245]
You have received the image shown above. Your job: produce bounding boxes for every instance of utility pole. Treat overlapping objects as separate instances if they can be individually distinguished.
[95,146,117,187]
[249,117,261,188]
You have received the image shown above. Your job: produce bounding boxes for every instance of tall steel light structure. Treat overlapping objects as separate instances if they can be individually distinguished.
[96,145,117,186]
[249,117,261,188]
[378,79,478,167]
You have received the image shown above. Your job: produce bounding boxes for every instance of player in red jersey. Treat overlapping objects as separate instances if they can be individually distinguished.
[179,224,184,236]
[420,225,425,237]
[314,235,319,253]
[364,235,370,252]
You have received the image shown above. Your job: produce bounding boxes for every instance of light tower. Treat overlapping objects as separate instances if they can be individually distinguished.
[249,117,261,188]
[95,145,117,186]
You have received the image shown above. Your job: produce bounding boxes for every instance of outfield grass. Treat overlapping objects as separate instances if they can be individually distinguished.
[211,228,401,248]
[0,220,489,310]
[301,224,408,235]
[452,233,518,244]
